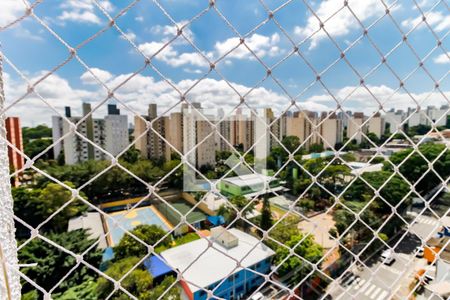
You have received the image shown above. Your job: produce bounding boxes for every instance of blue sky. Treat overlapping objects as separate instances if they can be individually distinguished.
[0,0,449,126]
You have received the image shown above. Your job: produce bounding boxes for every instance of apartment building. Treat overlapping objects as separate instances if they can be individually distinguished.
[134,104,170,161]
[167,112,183,153]
[367,112,385,138]
[426,105,449,127]
[217,116,233,151]
[285,111,308,144]
[105,104,128,157]
[183,104,216,168]
[232,108,254,151]
[285,110,321,149]
[52,103,128,165]
[347,112,367,144]
[407,107,428,127]
[319,112,343,148]
[5,117,24,186]
[385,109,405,134]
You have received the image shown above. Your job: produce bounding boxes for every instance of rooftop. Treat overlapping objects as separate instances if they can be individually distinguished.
[68,212,107,249]
[348,162,383,175]
[144,255,173,278]
[221,173,277,188]
[427,236,450,262]
[160,228,275,293]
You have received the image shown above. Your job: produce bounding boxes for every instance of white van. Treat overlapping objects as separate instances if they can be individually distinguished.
[381,249,395,265]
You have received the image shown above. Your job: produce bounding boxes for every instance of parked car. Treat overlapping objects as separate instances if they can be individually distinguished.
[381,249,396,265]
[415,246,424,258]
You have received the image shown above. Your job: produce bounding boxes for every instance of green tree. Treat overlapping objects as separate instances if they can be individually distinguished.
[260,195,273,231]
[22,125,52,144]
[268,217,323,282]
[121,147,141,164]
[13,182,87,234]
[96,257,153,300]
[96,257,180,300]
[309,143,324,153]
[19,229,102,295]
[38,182,87,232]
[338,170,411,241]
[148,275,181,300]
[282,135,301,153]
[387,143,449,194]
[218,195,255,228]
[361,132,380,148]
[24,138,53,160]
[41,159,167,201]
[162,159,183,189]
[113,225,169,261]
[53,280,98,300]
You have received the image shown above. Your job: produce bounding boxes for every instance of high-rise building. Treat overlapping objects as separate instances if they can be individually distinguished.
[167,112,183,154]
[134,104,170,161]
[5,117,24,185]
[426,105,449,127]
[319,112,342,149]
[286,111,306,142]
[104,104,129,157]
[285,110,319,149]
[233,109,254,151]
[217,115,233,151]
[183,104,216,168]
[385,109,405,134]
[347,112,367,143]
[367,112,385,138]
[52,103,128,165]
[407,107,428,128]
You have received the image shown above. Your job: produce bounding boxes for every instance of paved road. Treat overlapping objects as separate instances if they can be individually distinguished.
[327,211,442,300]
[328,252,415,300]
[407,211,442,240]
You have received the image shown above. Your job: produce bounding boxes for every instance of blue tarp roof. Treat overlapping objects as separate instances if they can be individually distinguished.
[102,247,114,262]
[207,215,225,226]
[144,256,173,278]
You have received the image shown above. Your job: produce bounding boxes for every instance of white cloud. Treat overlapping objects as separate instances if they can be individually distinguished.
[306,84,450,114]
[401,11,450,32]
[120,31,137,42]
[138,42,209,67]
[5,71,449,128]
[58,10,101,24]
[149,20,195,44]
[0,0,27,27]
[135,16,144,22]
[80,68,114,85]
[4,72,95,125]
[294,0,386,49]
[137,30,283,70]
[214,33,284,60]
[183,68,203,74]
[58,0,114,25]
[434,52,450,64]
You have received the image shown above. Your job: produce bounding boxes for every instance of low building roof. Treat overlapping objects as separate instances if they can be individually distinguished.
[427,236,450,262]
[221,174,277,188]
[425,281,450,297]
[68,212,107,249]
[349,163,383,175]
[144,255,173,278]
[442,216,450,227]
[160,228,275,293]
